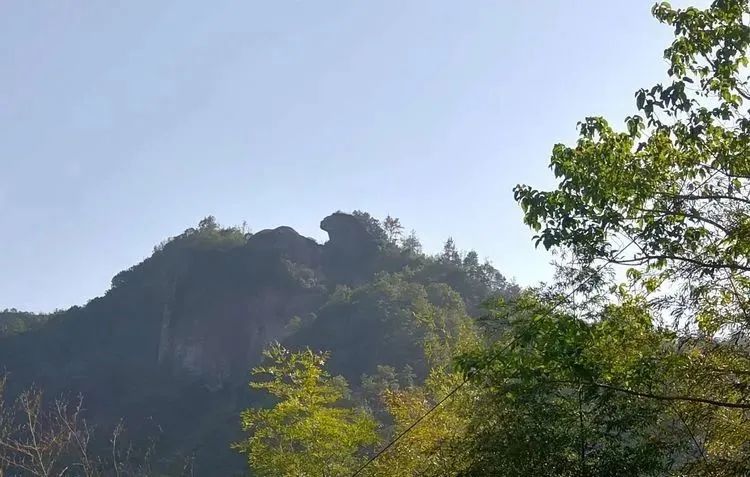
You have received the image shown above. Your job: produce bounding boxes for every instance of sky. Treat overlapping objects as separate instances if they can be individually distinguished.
[0,1,707,312]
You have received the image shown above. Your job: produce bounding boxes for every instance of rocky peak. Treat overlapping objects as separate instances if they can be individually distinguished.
[246,226,321,267]
[320,212,384,284]
[321,212,379,252]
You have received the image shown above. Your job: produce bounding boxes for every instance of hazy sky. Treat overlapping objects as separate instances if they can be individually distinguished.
[0,1,706,312]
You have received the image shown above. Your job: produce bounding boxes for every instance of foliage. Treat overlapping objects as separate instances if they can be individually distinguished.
[456,289,750,476]
[293,273,476,380]
[113,216,247,290]
[514,0,750,334]
[488,2,750,475]
[367,368,472,477]
[235,344,378,477]
[360,365,415,414]
[409,244,516,314]
[361,297,481,477]
[351,210,389,247]
[459,295,668,476]
[355,282,482,477]
[0,309,55,338]
[401,230,422,255]
[440,238,462,266]
[383,216,404,245]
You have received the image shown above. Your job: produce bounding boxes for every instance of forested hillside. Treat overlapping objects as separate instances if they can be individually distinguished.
[0,211,515,475]
[3,1,750,476]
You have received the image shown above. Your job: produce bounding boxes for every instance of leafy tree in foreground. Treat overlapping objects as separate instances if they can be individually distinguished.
[367,368,472,477]
[360,284,480,477]
[383,215,404,245]
[457,291,750,476]
[514,0,750,334]
[235,344,378,477]
[463,0,750,474]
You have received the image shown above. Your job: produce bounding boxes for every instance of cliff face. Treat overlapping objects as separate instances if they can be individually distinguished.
[156,281,324,388]
[321,212,384,285]
[153,223,336,387]
[156,215,380,383]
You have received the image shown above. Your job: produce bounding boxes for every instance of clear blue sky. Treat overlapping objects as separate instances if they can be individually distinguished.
[0,1,704,312]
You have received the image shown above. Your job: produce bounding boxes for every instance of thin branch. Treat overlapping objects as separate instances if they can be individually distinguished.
[665,193,750,206]
[583,381,750,409]
[669,402,708,464]
[609,254,750,273]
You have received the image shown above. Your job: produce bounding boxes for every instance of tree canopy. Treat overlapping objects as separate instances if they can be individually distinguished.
[235,344,378,477]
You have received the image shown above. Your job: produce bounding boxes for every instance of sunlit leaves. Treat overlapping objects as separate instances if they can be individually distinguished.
[514,0,750,334]
[235,344,378,477]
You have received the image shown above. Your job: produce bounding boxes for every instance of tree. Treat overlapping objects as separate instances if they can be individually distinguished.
[361,365,400,408]
[0,382,76,477]
[478,259,508,292]
[401,230,423,255]
[456,290,750,476]
[197,215,218,231]
[0,310,53,338]
[0,376,170,477]
[368,368,472,477]
[352,210,388,245]
[235,344,378,477]
[514,0,750,334]
[361,288,480,477]
[462,251,479,271]
[494,1,750,474]
[440,238,461,266]
[383,216,404,245]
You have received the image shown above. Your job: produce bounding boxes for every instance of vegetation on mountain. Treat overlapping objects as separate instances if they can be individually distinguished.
[3,1,750,475]
[0,310,57,338]
[0,209,512,475]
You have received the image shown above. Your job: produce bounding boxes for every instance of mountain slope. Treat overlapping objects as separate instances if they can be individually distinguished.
[0,211,514,474]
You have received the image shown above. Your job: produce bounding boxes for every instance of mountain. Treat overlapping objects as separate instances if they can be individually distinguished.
[0,211,515,475]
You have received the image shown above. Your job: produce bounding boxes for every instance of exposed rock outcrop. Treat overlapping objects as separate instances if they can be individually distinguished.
[321,212,382,284]
[321,212,379,255]
[158,285,323,388]
[245,226,322,268]
[156,226,326,386]
[155,217,386,386]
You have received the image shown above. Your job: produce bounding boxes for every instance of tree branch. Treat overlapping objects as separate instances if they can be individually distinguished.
[585,381,750,409]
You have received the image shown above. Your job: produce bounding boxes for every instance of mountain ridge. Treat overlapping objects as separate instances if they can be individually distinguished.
[0,210,513,474]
